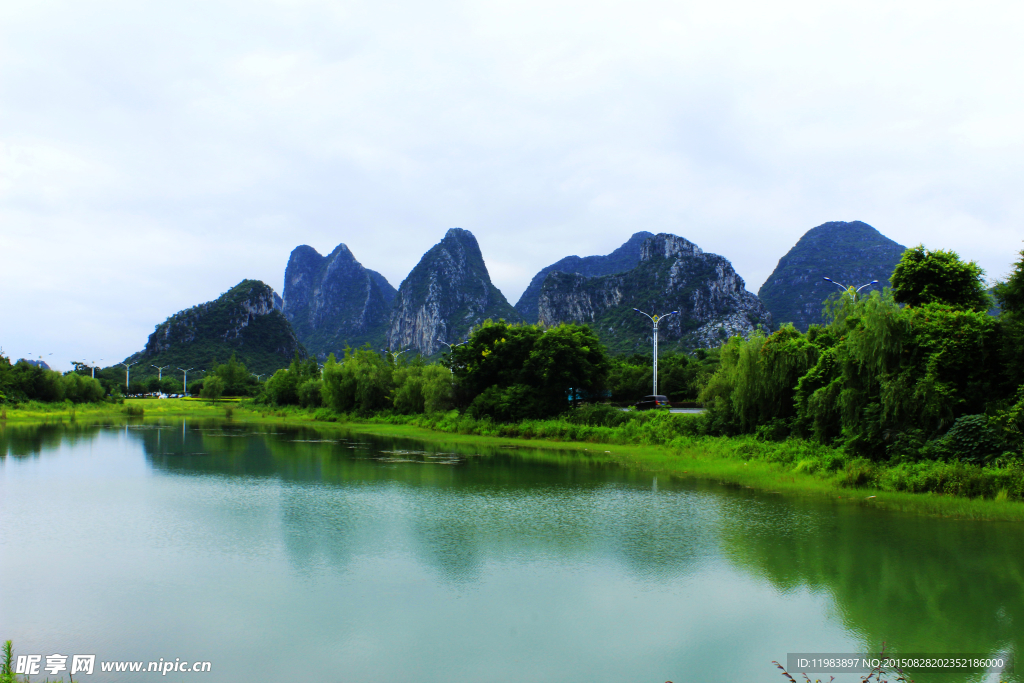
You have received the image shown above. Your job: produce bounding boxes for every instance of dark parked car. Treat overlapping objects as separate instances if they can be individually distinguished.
[634,395,670,410]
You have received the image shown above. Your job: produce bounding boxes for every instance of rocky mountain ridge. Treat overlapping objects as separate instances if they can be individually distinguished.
[282,243,397,359]
[128,279,304,375]
[514,231,654,323]
[758,221,906,331]
[385,228,521,356]
[538,234,772,352]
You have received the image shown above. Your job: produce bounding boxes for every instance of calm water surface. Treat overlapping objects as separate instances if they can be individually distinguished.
[1,421,1021,682]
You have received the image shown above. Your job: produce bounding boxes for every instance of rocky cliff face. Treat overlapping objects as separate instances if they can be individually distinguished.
[758,221,906,331]
[514,231,654,323]
[282,243,397,358]
[386,228,521,355]
[130,280,303,375]
[538,234,771,352]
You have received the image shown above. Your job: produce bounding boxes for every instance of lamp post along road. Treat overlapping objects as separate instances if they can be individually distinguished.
[119,361,139,394]
[151,365,169,382]
[633,309,678,396]
[822,277,878,301]
[178,367,194,395]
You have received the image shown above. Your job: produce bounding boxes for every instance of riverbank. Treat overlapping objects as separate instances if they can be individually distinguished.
[3,398,1024,521]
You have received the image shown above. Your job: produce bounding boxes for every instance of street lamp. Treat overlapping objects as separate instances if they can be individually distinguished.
[90,359,103,379]
[119,360,139,395]
[633,309,679,396]
[151,365,170,382]
[437,339,467,375]
[822,277,878,300]
[178,367,195,395]
[252,373,265,382]
[382,348,410,364]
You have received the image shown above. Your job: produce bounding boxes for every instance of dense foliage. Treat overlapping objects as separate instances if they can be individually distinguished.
[994,247,1024,390]
[606,350,717,402]
[891,245,990,311]
[257,322,612,421]
[699,254,1021,466]
[449,321,610,421]
[0,356,104,404]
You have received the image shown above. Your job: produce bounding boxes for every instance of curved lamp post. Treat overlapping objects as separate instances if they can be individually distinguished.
[437,339,468,375]
[382,348,410,365]
[151,364,170,382]
[822,277,878,301]
[633,309,678,396]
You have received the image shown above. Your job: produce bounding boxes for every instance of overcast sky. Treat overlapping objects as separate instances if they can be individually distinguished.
[2,0,1023,370]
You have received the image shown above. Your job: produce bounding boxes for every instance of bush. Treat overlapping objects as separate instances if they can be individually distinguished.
[565,403,632,428]
[201,376,225,401]
[938,414,1006,465]
[321,348,392,414]
[297,378,323,408]
[62,373,104,403]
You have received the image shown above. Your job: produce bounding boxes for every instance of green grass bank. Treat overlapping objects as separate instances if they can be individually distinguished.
[3,398,1024,522]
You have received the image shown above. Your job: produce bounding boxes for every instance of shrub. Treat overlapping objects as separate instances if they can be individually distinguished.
[565,403,632,428]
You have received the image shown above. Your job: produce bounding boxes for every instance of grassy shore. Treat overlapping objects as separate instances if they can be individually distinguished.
[3,398,1024,521]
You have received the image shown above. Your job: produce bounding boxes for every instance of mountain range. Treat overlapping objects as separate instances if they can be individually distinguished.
[538,233,772,353]
[119,220,910,375]
[282,243,397,358]
[514,231,653,323]
[125,280,304,376]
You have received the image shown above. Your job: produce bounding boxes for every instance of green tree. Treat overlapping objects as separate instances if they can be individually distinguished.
[320,347,393,414]
[390,364,454,414]
[62,372,104,403]
[890,245,990,311]
[261,352,320,405]
[450,321,609,421]
[994,246,1024,388]
[297,378,323,408]
[209,353,258,396]
[793,292,1001,458]
[201,375,225,401]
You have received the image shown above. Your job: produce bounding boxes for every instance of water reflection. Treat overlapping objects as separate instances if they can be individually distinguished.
[132,422,718,585]
[719,493,1023,678]
[2,421,1021,682]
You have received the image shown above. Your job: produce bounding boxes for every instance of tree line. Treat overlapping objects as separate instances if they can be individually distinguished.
[699,245,1024,464]
[6,240,1023,473]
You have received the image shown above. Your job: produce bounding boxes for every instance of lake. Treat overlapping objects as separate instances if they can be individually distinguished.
[1,420,1021,682]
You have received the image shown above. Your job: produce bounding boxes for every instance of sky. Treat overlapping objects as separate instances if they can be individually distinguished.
[2,0,1023,370]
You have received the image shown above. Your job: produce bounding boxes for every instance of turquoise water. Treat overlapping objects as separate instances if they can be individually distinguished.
[1,421,1020,682]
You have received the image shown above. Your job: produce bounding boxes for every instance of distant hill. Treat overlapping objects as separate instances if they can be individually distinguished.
[125,280,305,377]
[758,221,906,331]
[386,228,521,356]
[539,233,771,353]
[514,232,654,323]
[282,243,397,359]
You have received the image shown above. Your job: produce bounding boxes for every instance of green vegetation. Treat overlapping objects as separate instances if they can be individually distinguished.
[262,321,615,421]
[450,321,608,419]
[607,348,718,402]
[6,242,1023,516]
[891,244,991,311]
[995,246,1024,390]
[694,246,1023,499]
[0,355,104,404]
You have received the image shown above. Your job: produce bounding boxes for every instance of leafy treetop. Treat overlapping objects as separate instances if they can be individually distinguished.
[890,245,990,311]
